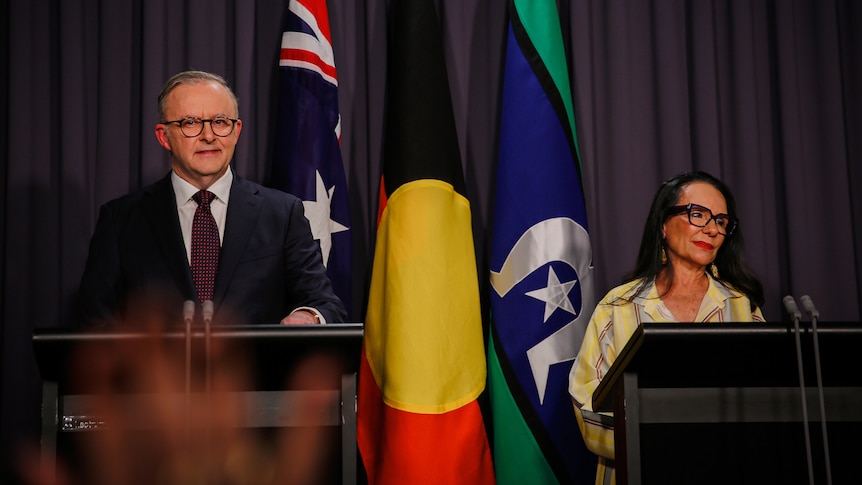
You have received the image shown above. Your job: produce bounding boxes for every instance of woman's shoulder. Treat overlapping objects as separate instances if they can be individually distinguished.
[708,276,765,321]
[709,275,749,299]
[598,278,651,305]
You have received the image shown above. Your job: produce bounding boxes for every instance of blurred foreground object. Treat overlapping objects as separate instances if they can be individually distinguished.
[24,300,363,485]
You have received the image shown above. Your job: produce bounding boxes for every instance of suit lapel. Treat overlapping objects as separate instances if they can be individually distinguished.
[144,174,195,298]
[214,176,263,304]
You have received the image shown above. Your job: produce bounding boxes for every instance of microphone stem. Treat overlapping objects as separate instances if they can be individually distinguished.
[785,295,814,485]
[803,296,832,485]
[183,300,195,444]
[202,300,214,465]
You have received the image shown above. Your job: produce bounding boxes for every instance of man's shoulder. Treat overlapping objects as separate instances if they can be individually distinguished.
[231,175,301,204]
[100,173,172,210]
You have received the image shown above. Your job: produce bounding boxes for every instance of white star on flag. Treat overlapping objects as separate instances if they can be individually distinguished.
[525,265,578,322]
[302,170,349,267]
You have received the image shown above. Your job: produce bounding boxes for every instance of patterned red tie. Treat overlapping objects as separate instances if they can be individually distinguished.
[191,190,220,302]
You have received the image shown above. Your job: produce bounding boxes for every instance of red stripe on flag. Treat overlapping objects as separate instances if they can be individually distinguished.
[357,351,495,485]
[280,48,337,80]
[295,0,332,43]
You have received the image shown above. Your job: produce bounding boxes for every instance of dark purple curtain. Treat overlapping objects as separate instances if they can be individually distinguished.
[2,0,860,482]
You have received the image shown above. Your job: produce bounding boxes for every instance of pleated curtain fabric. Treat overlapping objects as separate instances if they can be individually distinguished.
[191,190,220,302]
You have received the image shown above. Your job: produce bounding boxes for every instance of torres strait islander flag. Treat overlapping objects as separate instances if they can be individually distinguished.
[488,0,597,484]
[271,0,352,313]
[356,0,495,483]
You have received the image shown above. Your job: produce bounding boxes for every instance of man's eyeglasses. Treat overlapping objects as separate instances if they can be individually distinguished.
[666,203,738,235]
[162,116,238,138]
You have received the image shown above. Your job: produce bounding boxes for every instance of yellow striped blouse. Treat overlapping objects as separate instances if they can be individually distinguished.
[568,274,765,484]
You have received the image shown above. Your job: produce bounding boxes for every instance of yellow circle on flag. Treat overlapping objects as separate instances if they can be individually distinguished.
[364,179,486,414]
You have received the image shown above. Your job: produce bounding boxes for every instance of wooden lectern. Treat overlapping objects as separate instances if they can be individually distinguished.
[33,323,363,485]
[592,323,862,485]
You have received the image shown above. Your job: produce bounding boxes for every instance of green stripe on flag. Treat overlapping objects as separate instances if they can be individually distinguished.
[488,328,559,485]
[512,0,579,158]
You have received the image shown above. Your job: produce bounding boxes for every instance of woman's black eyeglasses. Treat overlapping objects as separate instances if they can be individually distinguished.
[666,203,738,235]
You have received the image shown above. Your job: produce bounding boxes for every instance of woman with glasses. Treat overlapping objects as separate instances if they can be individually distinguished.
[568,170,764,484]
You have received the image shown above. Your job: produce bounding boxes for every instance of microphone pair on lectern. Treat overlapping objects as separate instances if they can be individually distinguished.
[781,294,832,485]
[182,300,216,410]
[782,294,820,323]
[183,300,214,324]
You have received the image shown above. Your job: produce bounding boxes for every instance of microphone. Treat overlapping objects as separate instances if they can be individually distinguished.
[783,295,802,322]
[201,300,215,447]
[202,300,215,324]
[799,295,820,320]
[800,295,832,485]
[202,300,214,396]
[183,300,196,324]
[183,300,195,427]
[784,295,814,485]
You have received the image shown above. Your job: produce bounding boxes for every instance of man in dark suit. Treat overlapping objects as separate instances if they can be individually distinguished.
[76,70,346,326]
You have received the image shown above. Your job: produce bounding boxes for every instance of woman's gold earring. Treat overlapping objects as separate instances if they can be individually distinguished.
[711,263,719,279]
[661,247,667,265]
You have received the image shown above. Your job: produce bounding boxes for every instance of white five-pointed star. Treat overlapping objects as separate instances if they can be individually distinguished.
[524,266,579,322]
[302,170,348,267]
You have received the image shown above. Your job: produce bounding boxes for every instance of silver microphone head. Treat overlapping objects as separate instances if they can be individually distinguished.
[799,295,820,319]
[782,295,802,321]
[183,300,195,322]
[202,300,215,321]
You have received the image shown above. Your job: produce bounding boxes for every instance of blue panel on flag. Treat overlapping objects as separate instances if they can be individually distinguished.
[272,1,352,314]
[490,25,595,484]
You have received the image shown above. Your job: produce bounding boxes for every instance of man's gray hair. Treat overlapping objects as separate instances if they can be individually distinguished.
[157,70,239,121]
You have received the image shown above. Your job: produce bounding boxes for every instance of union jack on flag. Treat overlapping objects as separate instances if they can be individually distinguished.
[271,0,352,314]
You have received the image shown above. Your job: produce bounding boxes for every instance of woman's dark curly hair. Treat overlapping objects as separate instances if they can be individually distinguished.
[622,171,764,309]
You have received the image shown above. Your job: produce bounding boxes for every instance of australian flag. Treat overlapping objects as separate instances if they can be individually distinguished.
[271,0,352,315]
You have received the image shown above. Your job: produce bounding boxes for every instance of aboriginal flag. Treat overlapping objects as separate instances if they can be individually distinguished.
[356,0,495,483]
